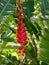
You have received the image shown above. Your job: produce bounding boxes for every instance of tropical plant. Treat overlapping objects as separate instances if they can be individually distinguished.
[0,0,49,65]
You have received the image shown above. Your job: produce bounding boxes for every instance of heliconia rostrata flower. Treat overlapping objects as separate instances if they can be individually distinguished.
[16,0,28,54]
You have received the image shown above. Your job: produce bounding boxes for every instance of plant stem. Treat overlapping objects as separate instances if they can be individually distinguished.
[19,60,23,65]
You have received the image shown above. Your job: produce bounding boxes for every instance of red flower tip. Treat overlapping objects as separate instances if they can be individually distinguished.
[18,46,26,53]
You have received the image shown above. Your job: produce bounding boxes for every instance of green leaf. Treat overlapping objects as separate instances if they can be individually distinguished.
[39,21,49,63]
[22,0,34,18]
[0,0,16,18]
[1,37,14,42]
[40,37,49,50]
[24,17,40,38]
[39,48,49,63]
[40,0,49,16]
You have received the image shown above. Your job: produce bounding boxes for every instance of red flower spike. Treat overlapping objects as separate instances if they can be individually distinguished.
[22,41,28,46]
[21,36,27,41]
[20,32,26,37]
[18,21,23,27]
[18,46,26,53]
[16,1,28,45]
[19,15,23,21]
[16,0,28,54]
[17,38,21,43]
[20,23,24,28]
[17,21,28,46]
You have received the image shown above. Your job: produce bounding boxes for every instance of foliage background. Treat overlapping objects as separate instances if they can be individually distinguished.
[0,0,49,65]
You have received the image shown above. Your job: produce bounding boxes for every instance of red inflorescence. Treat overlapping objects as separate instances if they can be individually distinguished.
[16,1,28,54]
[18,46,26,53]
[17,21,28,46]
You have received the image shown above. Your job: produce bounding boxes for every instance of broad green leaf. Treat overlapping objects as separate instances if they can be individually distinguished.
[39,21,49,63]
[1,37,14,42]
[0,0,16,18]
[39,48,49,63]
[40,0,49,16]
[22,0,34,18]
